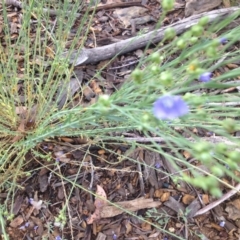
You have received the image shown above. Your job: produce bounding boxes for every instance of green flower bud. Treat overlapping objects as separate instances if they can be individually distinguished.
[191,25,204,36]
[151,65,160,74]
[176,39,186,49]
[228,151,239,162]
[3,211,8,216]
[199,152,212,163]
[183,92,194,100]
[211,39,220,47]
[222,118,236,133]
[206,46,217,57]
[191,95,205,106]
[132,69,143,84]
[215,143,227,154]
[194,68,205,76]
[159,71,173,86]
[98,94,111,107]
[194,141,210,153]
[190,36,198,44]
[187,60,199,73]
[211,166,224,177]
[150,52,161,64]
[196,109,207,118]
[7,214,14,221]
[164,27,176,40]
[226,159,238,169]
[183,31,192,40]
[162,0,174,12]
[198,16,209,26]
[142,113,150,122]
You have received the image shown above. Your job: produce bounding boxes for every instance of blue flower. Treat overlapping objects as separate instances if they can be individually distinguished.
[219,37,228,45]
[199,72,212,82]
[219,221,225,227]
[155,162,161,169]
[112,234,117,240]
[153,95,189,120]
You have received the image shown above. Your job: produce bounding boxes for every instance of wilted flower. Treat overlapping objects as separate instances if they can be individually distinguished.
[199,72,212,82]
[153,95,189,120]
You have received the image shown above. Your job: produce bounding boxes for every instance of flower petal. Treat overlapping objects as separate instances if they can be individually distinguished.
[199,72,212,82]
[153,95,189,120]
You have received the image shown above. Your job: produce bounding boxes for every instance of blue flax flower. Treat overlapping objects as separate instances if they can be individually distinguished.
[153,95,189,120]
[199,72,212,82]
[219,37,228,45]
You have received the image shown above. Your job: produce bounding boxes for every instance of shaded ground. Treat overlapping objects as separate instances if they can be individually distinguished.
[1,0,240,239]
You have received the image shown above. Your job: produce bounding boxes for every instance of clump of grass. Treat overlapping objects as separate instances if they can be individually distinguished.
[1,0,240,239]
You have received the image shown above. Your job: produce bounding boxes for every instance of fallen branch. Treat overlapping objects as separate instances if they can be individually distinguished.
[123,136,240,148]
[88,0,144,12]
[64,7,240,66]
[194,183,240,217]
[4,0,22,8]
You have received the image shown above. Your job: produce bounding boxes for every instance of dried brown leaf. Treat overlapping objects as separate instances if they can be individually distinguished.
[87,185,107,224]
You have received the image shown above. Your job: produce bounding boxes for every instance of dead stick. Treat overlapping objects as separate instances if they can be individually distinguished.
[194,183,240,217]
[64,7,240,66]
[123,136,240,147]
[88,1,143,12]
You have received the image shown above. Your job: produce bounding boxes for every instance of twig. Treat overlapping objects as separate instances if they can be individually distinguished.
[87,1,144,12]
[89,156,94,191]
[123,136,240,148]
[206,102,240,106]
[137,157,145,196]
[194,183,240,217]
[65,7,240,66]
[56,164,74,239]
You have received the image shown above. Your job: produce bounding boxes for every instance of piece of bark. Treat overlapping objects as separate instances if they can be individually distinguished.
[4,0,22,8]
[185,0,222,17]
[144,151,159,189]
[164,196,185,215]
[186,199,201,218]
[100,197,161,218]
[65,7,240,66]
[162,156,189,191]
[56,70,83,109]
[9,215,24,228]
[38,173,48,192]
[96,232,106,240]
[12,195,24,215]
